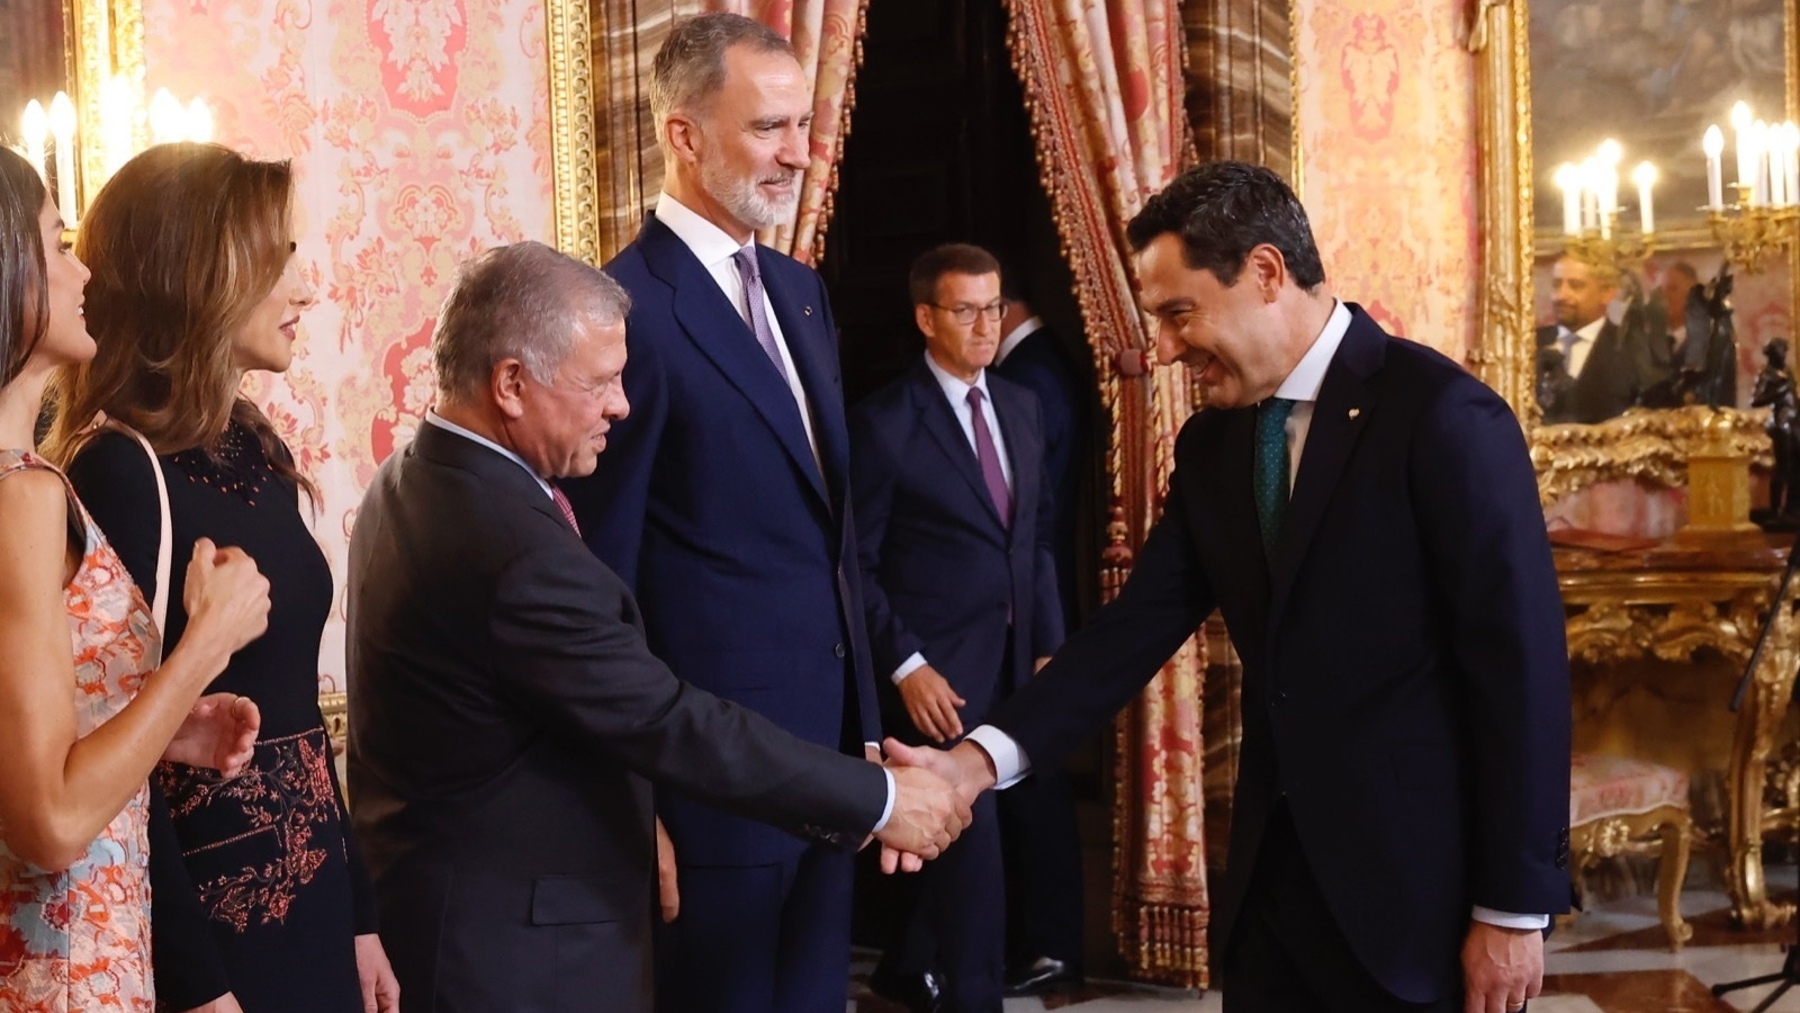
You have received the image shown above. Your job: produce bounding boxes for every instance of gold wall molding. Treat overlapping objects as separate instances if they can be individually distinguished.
[70,0,145,209]
[546,0,600,265]
[1469,0,1795,503]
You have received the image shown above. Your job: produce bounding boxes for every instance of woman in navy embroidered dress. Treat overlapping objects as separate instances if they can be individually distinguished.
[45,143,399,1013]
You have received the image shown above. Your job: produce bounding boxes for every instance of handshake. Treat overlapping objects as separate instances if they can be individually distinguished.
[867,737,1001,873]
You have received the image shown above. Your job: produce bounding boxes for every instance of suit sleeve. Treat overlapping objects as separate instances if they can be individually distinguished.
[1025,396,1065,658]
[562,306,669,589]
[489,543,889,845]
[989,422,1215,767]
[847,404,928,679]
[1411,379,1572,916]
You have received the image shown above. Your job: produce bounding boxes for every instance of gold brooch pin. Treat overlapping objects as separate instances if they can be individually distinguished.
[1348,408,1361,419]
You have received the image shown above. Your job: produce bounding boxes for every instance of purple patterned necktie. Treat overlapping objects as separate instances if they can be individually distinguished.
[732,248,790,381]
[966,387,1011,527]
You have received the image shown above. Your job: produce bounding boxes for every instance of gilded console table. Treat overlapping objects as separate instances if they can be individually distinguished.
[1556,534,1799,929]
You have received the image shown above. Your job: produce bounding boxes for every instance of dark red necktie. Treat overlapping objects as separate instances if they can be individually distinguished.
[551,486,581,536]
[966,387,1011,527]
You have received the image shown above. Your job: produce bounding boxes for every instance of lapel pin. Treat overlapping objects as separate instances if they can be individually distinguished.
[804,305,814,316]
[1348,408,1361,419]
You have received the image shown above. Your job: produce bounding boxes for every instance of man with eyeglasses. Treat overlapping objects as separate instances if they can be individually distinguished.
[850,243,1065,1013]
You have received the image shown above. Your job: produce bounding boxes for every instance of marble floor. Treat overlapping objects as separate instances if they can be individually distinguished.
[851,881,1800,1012]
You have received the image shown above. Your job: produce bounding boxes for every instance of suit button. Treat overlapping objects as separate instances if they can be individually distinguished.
[833,643,846,659]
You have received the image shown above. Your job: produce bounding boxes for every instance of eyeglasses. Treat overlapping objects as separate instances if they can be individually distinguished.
[928,301,1006,326]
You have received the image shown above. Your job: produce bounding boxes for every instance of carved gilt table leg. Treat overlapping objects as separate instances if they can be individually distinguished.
[1727,600,1799,929]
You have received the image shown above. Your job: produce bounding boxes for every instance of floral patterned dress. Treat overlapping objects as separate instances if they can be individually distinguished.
[0,450,159,1012]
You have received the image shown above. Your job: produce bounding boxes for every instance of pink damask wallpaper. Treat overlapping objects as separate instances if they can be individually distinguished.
[141,0,556,690]
[1293,0,1479,360]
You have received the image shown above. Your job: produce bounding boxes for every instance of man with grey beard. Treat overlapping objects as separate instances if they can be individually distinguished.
[561,13,892,1013]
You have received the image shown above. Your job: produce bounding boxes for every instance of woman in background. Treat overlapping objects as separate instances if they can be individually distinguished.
[0,147,269,1013]
[46,142,397,1013]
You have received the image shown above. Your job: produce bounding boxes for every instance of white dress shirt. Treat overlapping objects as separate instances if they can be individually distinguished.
[891,355,1014,684]
[654,192,823,476]
[1554,315,1607,379]
[964,300,1543,928]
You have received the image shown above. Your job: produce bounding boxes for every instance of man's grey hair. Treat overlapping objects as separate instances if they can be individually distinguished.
[649,13,793,130]
[433,241,631,402]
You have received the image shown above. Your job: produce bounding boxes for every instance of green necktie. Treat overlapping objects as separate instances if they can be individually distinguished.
[1254,397,1298,559]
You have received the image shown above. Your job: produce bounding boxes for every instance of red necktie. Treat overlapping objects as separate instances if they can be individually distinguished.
[551,486,581,537]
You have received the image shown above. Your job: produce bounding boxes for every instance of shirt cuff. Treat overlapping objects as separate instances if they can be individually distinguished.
[965,725,1031,788]
[1470,906,1549,931]
[892,653,928,684]
[870,767,897,832]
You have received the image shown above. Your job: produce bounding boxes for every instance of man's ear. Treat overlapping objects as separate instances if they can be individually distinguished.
[491,359,529,420]
[915,303,937,340]
[1247,244,1288,302]
[665,114,701,167]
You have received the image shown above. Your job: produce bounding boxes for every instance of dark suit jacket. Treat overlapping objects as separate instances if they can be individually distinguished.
[850,359,1065,740]
[993,325,1090,627]
[988,306,1571,1003]
[346,423,888,1012]
[1536,320,1637,423]
[562,214,881,866]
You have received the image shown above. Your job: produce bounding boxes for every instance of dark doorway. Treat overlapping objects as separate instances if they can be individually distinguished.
[821,0,1118,981]
[818,0,1084,406]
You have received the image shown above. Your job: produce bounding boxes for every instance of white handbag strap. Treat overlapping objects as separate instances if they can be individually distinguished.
[105,420,172,633]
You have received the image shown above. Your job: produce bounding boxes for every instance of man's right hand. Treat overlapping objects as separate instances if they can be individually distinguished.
[872,764,971,863]
[898,664,965,742]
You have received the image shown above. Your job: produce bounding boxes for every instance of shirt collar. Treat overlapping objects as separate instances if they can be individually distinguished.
[922,351,991,407]
[655,192,750,271]
[422,409,553,499]
[1566,315,1607,343]
[996,316,1045,364]
[1272,300,1352,404]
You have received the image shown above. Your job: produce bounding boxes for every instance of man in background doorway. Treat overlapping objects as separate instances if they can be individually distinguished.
[852,243,1065,1013]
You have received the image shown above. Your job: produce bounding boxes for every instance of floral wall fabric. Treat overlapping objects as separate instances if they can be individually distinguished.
[1293,0,1479,360]
[141,0,555,690]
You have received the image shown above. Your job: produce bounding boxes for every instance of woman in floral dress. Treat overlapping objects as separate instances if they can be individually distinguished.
[0,147,271,1013]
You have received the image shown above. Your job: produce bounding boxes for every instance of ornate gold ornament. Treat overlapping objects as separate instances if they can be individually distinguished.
[1468,0,1797,502]
[1558,557,1800,929]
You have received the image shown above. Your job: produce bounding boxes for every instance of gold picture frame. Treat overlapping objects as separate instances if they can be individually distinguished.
[1469,0,1796,505]
[68,0,142,212]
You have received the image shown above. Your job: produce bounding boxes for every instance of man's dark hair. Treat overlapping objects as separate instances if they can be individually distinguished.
[908,243,1001,306]
[1126,161,1325,292]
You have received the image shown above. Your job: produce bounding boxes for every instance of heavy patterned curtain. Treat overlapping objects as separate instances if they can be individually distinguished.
[999,0,1204,988]
[587,0,868,263]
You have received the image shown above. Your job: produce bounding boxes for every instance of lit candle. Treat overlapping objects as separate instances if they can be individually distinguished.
[48,92,77,227]
[1704,125,1725,210]
[149,88,185,144]
[184,99,213,143]
[1785,122,1800,209]
[100,74,135,177]
[1632,161,1656,234]
[1752,120,1772,206]
[20,100,48,185]
[1772,134,1789,207]
[1554,163,1581,235]
[1579,157,1601,232]
[1732,101,1754,193]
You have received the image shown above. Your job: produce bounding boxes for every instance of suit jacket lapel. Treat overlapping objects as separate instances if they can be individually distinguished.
[1268,309,1386,623]
[638,217,829,508]
[912,362,1007,535]
[990,380,1040,546]
[1212,408,1271,613]
[760,248,844,511]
